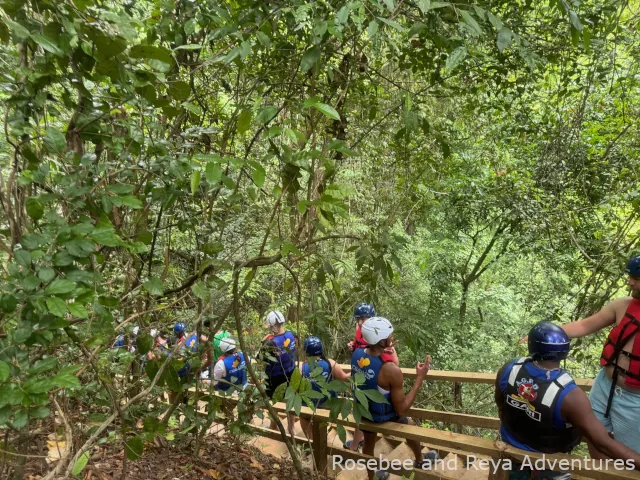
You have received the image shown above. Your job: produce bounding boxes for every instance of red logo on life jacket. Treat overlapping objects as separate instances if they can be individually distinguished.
[516,378,539,402]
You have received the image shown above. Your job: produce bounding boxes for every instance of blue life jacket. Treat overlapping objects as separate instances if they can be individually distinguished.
[498,357,581,453]
[114,334,125,348]
[302,358,335,407]
[177,333,199,377]
[215,352,248,392]
[351,348,396,422]
[264,331,296,378]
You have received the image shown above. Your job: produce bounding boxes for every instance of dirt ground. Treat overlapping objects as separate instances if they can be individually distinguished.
[13,435,326,480]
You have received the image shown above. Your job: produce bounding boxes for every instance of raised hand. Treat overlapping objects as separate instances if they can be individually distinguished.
[416,355,431,378]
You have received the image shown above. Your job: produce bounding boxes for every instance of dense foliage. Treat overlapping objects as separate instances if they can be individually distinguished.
[0,0,639,477]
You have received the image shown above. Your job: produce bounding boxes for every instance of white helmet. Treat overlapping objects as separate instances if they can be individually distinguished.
[265,310,285,327]
[219,337,237,353]
[132,326,140,335]
[361,317,394,345]
[150,329,158,338]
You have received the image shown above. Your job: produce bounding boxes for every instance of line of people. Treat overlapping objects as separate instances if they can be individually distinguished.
[111,255,640,480]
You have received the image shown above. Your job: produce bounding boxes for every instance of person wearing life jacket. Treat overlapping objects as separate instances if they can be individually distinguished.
[213,337,248,393]
[497,321,640,476]
[203,319,232,360]
[299,336,349,440]
[519,256,640,455]
[352,317,436,480]
[346,303,399,453]
[260,310,297,435]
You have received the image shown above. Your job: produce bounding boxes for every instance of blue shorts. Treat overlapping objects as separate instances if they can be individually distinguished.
[589,368,640,453]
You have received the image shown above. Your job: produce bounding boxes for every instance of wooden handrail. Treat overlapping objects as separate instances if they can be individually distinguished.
[199,392,639,480]
[337,364,594,391]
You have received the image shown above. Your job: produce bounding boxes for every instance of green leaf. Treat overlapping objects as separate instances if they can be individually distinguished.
[136,333,154,355]
[26,197,44,220]
[367,20,379,38]
[168,81,190,101]
[272,381,287,404]
[72,451,90,476]
[191,282,209,300]
[445,46,467,71]
[237,109,252,134]
[68,302,89,319]
[107,184,134,195]
[15,249,31,267]
[45,279,77,295]
[304,99,340,121]
[190,170,201,195]
[205,163,222,184]
[418,0,430,14]
[354,388,369,410]
[0,294,17,313]
[46,297,67,317]
[429,2,450,8]
[290,368,302,393]
[30,406,50,419]
[252,164,265,188]
[91,228,122,247]
[44,128,66,154]
[460,11,483,36]
[336,424,347,444]
[0,361,9,382]
[383,0,394,11]
[362,389,390,404]
[54,373,81,388]
[31,34,64,56]
[130,45,173,64]
[174,44,202,51]
[569,11,583,32]
[12,408,28,429]
[256,31,271,47]
[182,102,202,116]
[293,394,302,416]
[497,27,513,52]
[120,195,143,209]
[4,19,29,41]
[583,27,591,54]
[377,17,406,33]
[409,22,428,38]
[256,106,277,124]
[301,46,320,72]
[487,11,503,30]
[143,278,163,296]
[162,365,181,392]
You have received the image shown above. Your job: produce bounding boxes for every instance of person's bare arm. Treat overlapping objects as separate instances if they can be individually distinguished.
[388,355,430,416]
[562,388,640,469]
[519,301,619,343]
[495,365,507,420]
[329,360,350,382]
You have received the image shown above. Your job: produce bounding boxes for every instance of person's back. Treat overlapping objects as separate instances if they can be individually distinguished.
[351,317,434,480]
[263,329,296,378]
[497,321,640,478]
[351,347,397,421]
[299,336,349,440]
[214,338,247,393]
[497,356,580,453]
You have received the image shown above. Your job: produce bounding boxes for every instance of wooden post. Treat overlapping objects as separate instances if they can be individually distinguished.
[311,418,328,474]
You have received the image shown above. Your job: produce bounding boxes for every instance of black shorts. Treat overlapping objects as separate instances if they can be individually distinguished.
[266,372,292,399]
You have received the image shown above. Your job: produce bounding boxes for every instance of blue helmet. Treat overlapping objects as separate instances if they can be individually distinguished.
[303,336,324,356]
[354,303,375,319]
[528,321,570,362]
[174,322,187,335]
[626,256,640,276]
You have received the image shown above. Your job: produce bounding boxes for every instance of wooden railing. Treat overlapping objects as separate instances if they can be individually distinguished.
[196,368,640,480]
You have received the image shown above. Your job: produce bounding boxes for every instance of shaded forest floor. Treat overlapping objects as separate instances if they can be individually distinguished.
[15,434,326,480]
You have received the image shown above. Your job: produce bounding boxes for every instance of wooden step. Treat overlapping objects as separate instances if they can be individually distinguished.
[249,436,290,459]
